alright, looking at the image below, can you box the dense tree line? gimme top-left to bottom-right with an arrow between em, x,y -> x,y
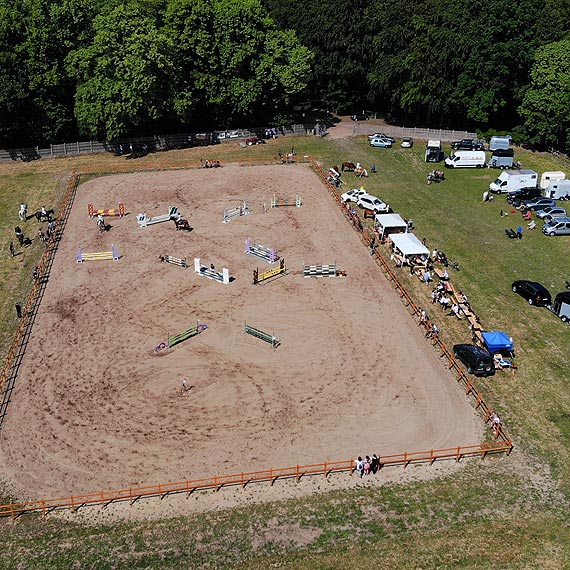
0,0 -> 312,146
265,0 -> 570,146
1,0 -> 570,147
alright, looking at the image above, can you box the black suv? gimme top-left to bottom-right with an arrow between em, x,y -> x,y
507,186 -> 542,206
511,280 -> 552,306
453,344 -> 495,376
451,139 -> 484,151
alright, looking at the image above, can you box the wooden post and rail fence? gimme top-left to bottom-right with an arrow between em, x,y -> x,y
0,157 -> 512,520
0,441 -> 511,519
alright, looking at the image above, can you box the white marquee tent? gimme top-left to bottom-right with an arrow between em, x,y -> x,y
375,213 -> 408,240
389,232 -> 430,260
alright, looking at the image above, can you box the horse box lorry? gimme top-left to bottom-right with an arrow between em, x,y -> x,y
444,151 -> 486,168
488,136 -> 511,151
489,169 -> 538,193
487,148 -> 515,169
425,140 -> 444,162
540,171 -> 566,189
544,179 -> 570,200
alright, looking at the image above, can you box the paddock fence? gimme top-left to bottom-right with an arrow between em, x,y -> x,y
353,124 -> 477,142
0,124 -> 318,163
0,441 -> 511,519
309,157 -> 513,447
0,156 -> 512,520
0,171 -> 80,426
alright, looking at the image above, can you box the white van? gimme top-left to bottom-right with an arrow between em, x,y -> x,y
489,169 -> 538,193
444,151 -> 486,168
544,179 -> 570,200
540,171 -> 566,190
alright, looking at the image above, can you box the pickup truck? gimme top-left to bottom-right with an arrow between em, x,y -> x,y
451,139 -> 484,151
341,188 -> 367,203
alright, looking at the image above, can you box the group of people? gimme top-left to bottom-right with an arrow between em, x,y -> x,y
199,159 -> 221,168
354,454 -> 380,477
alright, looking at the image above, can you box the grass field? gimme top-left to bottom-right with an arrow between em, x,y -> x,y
0,135 -> 569,568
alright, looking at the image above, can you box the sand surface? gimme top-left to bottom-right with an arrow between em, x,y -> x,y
0,163 -> 481,501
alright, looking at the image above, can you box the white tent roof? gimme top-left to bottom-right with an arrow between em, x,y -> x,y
389,233 -> 430,257
375,213 -> 408,230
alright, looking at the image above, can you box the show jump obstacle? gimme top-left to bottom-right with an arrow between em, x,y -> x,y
253,259 -> 287,285
303,262 -> 337,277
194,258 -> 230,284
161,254 -> 187,268
137,207 -> 178,228
271,194 -> 302,208
76,245 -> 120,263
154,322 -> 208,353
223,201 -> 250,223
88,202 -> 125,218
244,322 -> 280,349
245,237 -> 278,264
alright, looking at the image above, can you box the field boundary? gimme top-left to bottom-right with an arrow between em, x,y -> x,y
0,156 -> 512,519
0,442 -> 510,519
0,171 -> 80,428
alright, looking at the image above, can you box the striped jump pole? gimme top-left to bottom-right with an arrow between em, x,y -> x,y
253,259 -> 287,285
271,195 -> 302,208
194,258 -> 230,285
244,237 -> 277,264
244,322 -> 280,349
154,322 -> 208,353
302,262 -> 337,277
76,245 -> 120,262
161,254 -> 188,268
88,202 -> 125,218
137,207 -> 178,228
223,201 -> 250,223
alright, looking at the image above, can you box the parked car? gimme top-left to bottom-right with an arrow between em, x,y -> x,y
542,217 -> 570,236
356,194 -> 390,213
535,206 -> 567,220
401,137 -> 414,148
451,138 -> 484,151
367,133 -> 396,143
507,186 -> 542,206
522,197 -> 557,211
511,280 -> 552,306
452,344 -> 495,376
341,188 -> 367,203
351,114 -> 369,121
370,136 -> 393,148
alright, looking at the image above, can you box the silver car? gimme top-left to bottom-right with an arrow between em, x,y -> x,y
535,206 -> 566,220
543,217 -> 570,236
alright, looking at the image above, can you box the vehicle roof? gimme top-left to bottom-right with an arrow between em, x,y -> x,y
544,216 -> 570,224
453,343 -> 491,356
513,280 -> 550,292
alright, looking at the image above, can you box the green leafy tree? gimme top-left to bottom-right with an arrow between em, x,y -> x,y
164,0 -> 312,123
519,39 -> 570,147
66,3 -> 175,140
264,0 -> 374,112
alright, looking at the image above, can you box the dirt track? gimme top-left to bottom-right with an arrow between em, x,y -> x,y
0,163 -> 481,500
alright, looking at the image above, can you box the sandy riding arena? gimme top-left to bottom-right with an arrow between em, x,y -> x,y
0,163 -> 480,499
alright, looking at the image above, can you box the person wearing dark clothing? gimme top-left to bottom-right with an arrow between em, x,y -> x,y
9,241 -> 15,257
15,226 -> 24,246
15,302 -> 22,319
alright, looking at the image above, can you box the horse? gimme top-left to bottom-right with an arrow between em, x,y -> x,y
97,216 -> 106,232
341,162 -> 356,172
173,218 -> 191,231
354,166 -> 368,178
18,203 -> 28,221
